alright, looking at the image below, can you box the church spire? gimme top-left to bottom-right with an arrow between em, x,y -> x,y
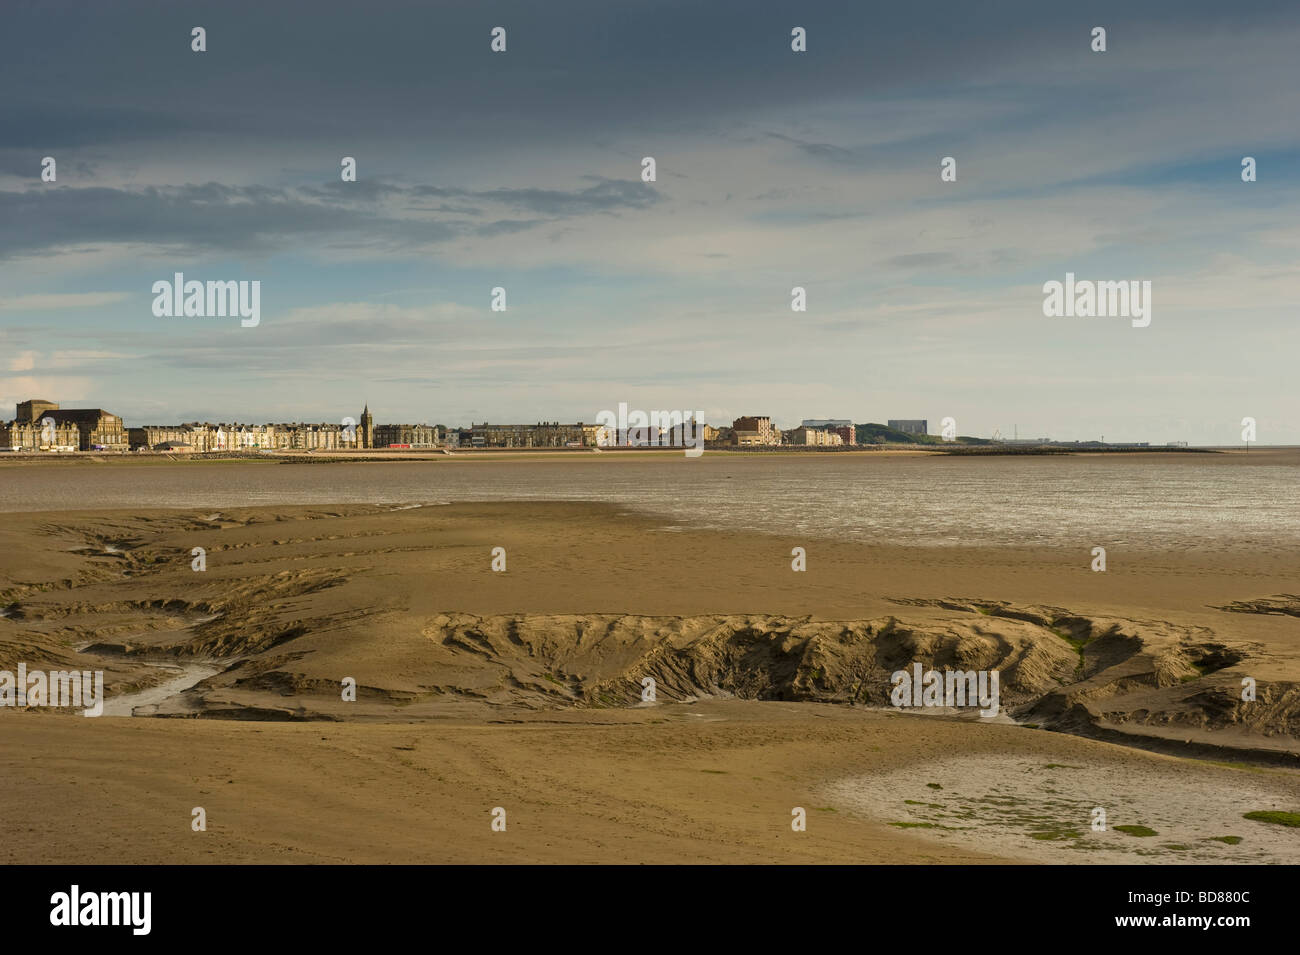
359,403 -> 374,449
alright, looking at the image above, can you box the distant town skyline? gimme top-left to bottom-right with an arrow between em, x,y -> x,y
2,394 -> 1281,449
3,1 -> 1300,445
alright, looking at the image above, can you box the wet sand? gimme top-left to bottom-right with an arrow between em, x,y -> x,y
5,701 -> 1297,864
2,496 -> 1298,863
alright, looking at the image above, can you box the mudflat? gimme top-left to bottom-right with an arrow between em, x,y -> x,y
2,497 -> 1298,863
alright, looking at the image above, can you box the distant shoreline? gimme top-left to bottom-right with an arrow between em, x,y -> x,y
0,444 -> 1249,465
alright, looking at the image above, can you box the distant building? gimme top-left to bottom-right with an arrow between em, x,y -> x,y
612,415 -> 696,448
800,418 -> 852,446
132,421 -> 353,452
470,422 -> 600,448
2,399 -> 127,451
130,405 -> 449,452
273,423 -> 351,451
801,419 -> 856,445
17,399 -> 59,422
225,424 -> 275,449
131,424 -> 194,450
786,426 -> 844,447
374,423 -> 440,448
133,423 -> 276,451
888,419 -> 928,435
732,416 -> 780,447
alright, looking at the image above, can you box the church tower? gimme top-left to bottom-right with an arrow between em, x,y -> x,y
359,404 -> 375,449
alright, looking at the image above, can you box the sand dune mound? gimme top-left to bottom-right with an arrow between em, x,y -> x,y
413,611 -> 1282,747
419,611 -> 1082,707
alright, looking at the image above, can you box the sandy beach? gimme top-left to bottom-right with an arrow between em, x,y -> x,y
2,475 -> 1299,863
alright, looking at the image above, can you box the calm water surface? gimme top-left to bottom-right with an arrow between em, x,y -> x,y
2,453 -> 1297,551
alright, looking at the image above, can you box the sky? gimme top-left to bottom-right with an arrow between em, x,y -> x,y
2,0 -> 1299,443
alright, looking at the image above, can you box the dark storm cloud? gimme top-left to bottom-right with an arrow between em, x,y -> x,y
4,0 -> 1287,150
4,0 -> 1296,270
0,104 -> 209,150
0,177 -> 659,259
301,178 -> 659,216
0,150 -> 96,178
0,184 -> 450,259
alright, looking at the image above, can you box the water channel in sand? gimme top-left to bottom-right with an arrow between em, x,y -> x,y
98,661 -> 223,717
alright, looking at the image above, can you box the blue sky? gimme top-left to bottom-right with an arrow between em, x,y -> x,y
2,0 -> 1298,443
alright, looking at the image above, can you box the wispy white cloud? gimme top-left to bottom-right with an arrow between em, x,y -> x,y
0,291 -> 128,310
